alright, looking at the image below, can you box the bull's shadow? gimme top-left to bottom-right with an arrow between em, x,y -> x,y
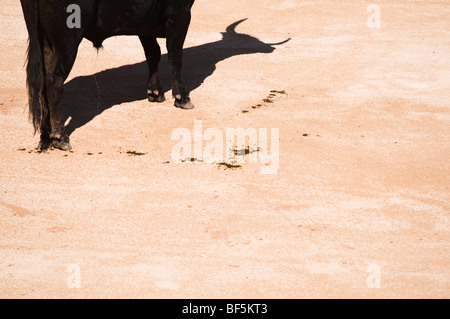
62,19 -> 289,135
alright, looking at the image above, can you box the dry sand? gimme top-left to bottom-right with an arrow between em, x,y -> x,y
0,0 -> 449,298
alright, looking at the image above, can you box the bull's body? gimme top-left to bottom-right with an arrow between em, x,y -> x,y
20,0 -> 195,151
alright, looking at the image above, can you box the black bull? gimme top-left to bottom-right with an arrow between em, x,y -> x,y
21,0 -> 195,151
20,0 -> 288,151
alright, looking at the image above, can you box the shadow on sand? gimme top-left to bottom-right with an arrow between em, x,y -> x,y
61,19 -> 290,135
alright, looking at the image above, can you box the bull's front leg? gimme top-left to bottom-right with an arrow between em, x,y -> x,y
166,9 -> 194,109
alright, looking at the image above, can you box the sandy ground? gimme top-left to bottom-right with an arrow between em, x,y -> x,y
0,0 -> 449,299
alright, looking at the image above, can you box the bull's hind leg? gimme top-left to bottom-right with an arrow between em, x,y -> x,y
41,37 -> 80,151
139,36 -> 165,103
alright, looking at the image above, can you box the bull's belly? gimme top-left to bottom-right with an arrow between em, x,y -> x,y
84,0 -> 167,47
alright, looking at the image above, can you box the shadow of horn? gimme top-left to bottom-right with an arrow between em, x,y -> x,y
226,18 -> 248,33
266,38 -> 292,46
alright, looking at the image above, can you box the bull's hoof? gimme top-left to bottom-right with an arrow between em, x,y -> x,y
174,97 -> 194,110
148,90 -> 165,103
51,138 -> 72,151
38,133 -> 72,152
37,133 -> 52,152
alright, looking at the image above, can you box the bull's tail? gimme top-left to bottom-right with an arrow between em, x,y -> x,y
22,0 -> 47,134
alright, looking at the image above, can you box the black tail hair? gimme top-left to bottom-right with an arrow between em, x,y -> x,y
23,0 -> 47,134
